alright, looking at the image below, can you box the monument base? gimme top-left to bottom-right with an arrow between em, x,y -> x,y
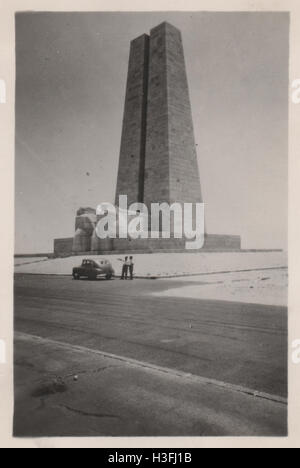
54,234 -> 241,257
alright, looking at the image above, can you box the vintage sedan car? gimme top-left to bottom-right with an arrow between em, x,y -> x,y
72,258 -> 114,280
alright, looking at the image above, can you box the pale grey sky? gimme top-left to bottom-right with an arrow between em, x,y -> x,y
15,12 -> 289,253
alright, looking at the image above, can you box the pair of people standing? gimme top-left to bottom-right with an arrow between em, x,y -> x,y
120,256 -> 134,280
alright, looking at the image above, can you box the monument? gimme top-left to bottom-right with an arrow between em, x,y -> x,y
116,22 -> 203,210
54,22 -> 241,256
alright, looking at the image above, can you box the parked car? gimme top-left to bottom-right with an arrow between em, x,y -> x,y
72,258 -> 114,280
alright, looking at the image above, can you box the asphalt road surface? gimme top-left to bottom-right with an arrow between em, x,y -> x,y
14,274 -> 287,437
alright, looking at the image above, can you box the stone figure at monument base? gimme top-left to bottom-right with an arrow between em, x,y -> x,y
73,208 -> 97,253
53,22 -> 241,256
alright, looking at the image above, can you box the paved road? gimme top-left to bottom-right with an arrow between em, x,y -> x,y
14,274 -> 287,436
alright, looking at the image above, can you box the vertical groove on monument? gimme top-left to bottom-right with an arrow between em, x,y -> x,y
115,34 -> 150,207
144,22 -> 203,209
138,35 -> 150,204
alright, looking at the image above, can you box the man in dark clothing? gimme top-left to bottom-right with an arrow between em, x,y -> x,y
129,256 -> 134,280
121,256 -> 129,280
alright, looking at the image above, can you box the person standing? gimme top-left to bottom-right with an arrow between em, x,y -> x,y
120,256 -> 129,280
129,256 -> 134,280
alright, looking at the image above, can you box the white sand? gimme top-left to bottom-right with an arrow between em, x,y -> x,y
154,268 -> 288,306
14,251 -> 287,278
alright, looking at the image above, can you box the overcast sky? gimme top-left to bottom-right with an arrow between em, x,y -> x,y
15,11 -> 289,253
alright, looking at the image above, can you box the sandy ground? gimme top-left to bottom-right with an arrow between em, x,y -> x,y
14,251 -> 287,278
154,268 -> 288,307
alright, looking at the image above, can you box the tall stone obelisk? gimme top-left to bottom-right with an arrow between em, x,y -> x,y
115,22 -> 202,210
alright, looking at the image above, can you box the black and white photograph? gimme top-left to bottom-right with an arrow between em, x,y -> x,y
12,9 -> 289,438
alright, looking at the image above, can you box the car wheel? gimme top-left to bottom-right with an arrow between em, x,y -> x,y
73,273 -> 80,280
106,274 -> 112,280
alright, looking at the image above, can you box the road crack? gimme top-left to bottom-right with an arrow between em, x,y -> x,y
60,404 -> 120,419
